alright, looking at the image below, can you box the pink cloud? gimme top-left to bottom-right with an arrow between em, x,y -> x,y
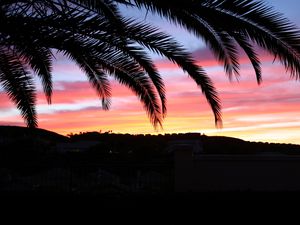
0,93 -> 15,110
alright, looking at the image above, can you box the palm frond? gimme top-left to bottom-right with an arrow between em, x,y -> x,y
125,0 -> 300,80
55,35 -> 163,127
113,70 -> 162,129
196,0 -> 300,79
62,50 -> 112,110
0,8 -> 53,103
121,20 -> 222,125
233,34 -> 262,84
2,11 -> 168,118
0,48 -> 37,128
17,45 -> 53,104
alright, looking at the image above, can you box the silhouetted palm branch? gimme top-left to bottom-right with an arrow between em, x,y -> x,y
0,47 -> 37,127
0,1 -> 222,128
1,0 -> 300,130
123,0 -> 300,79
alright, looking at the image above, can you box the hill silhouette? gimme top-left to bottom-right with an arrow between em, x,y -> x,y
2,126 -> 300,196
0,126 -> 68,166
0,126 -> 68,142
201,135 -> 300,155
68,130 -> 300,155
1,126 -> 300,158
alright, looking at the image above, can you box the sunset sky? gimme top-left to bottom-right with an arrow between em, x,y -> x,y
1,0 -> 300,144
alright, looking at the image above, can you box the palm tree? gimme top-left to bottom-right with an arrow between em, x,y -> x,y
1,0 -> 300,130
0,0 -> 221,128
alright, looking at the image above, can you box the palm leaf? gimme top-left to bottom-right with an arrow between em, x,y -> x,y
121,20 -> 222,125
124,0 -> 300,80
0,48 -> 37,128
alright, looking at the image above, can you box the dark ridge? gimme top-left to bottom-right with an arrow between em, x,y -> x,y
1,126 -> 300,157
0,125 -> 68,142
201,135 -> 300,155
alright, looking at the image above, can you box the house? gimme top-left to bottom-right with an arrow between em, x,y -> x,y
166,139 -> 203,155
170,143 -> 300,192
55,141 -> 101,153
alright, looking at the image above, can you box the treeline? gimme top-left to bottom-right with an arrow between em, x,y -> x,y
69,131 -> 300,155
2,126 -> 300,168
65,132 -> 202,163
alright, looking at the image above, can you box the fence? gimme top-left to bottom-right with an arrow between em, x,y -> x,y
174,148 -> 300,192
4,148 -> 300,194
0,162 -> 173,194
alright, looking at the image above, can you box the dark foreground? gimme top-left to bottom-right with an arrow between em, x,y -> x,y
2,190 -> 300,211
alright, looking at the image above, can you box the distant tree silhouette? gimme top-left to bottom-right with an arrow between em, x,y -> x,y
1,0 -> 300,129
